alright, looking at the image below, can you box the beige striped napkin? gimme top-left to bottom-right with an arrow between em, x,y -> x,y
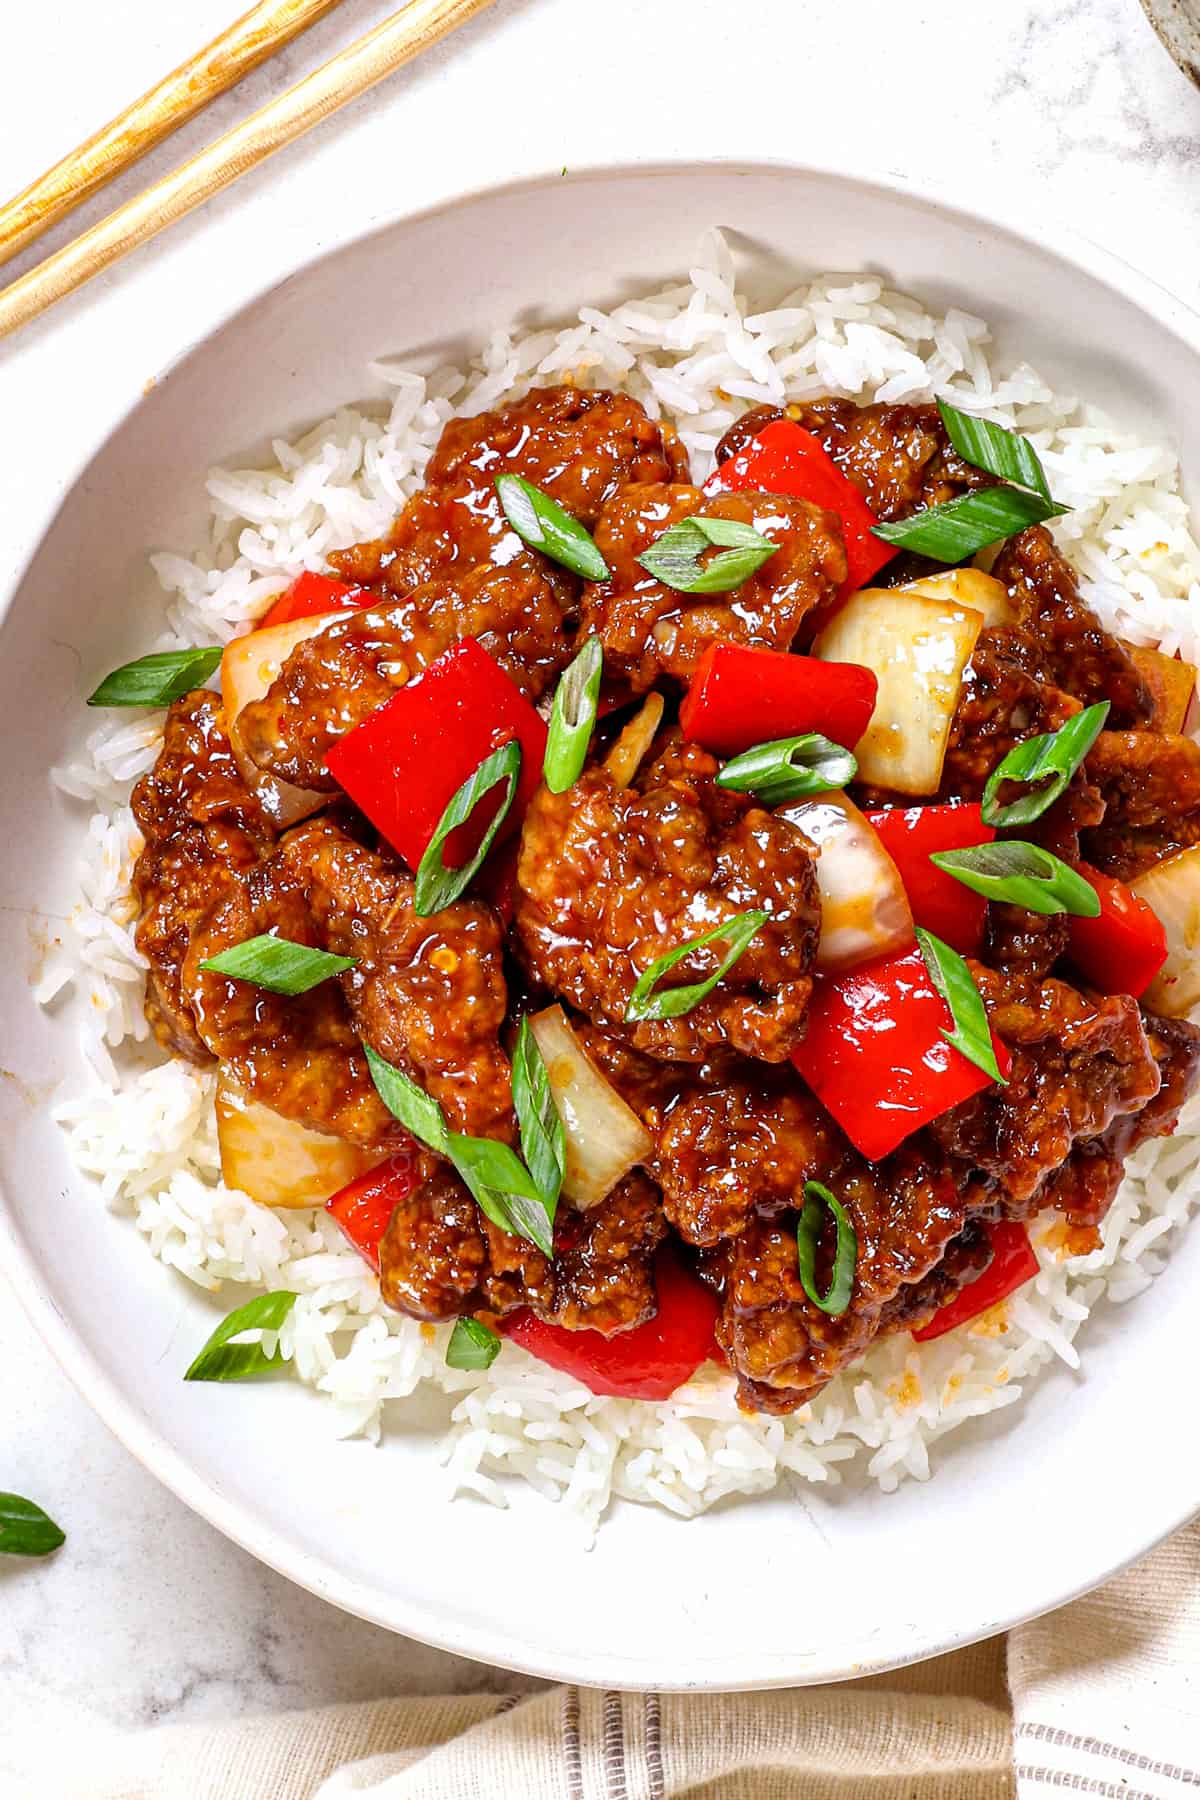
3,1520 -> 1196,1800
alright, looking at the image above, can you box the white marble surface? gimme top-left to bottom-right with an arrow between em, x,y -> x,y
2,0 -> 1200,1739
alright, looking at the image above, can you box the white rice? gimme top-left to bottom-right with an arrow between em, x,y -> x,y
44,231 -> 1200,1536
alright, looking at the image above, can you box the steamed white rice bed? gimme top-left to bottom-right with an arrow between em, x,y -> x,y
44,232 -> 1200,1536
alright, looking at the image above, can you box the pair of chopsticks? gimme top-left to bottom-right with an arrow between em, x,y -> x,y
0,0 -> 497,341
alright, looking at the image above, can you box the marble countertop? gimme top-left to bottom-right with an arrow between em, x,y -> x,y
3,0 -> 1200,1738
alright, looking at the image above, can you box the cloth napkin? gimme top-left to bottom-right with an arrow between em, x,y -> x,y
4,1519 -> 1196,1800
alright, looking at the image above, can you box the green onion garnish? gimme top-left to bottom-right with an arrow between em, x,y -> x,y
930,841 -> 1101,918
980,702 -> 1109,829
184,1291 -> 298,1382
544,636 -> 603,793
446,1316 -> 502,1371
364,1044 -> 450,1153
936,399 -> 1052,500
87,646 -> 222,708
414,739 -> 521,917
0,1493 -> 66,1557
494,474 -> 610,581
637,514 -> 778,594
511,1017 -> 566,1215
795,1180 -> 857,1316
916,926 -> 1007,1086
199,934 -> 357,995
715,733 -> 856,805
625,909 -> 768,1024
872,487 -> 1070,561
364,1043 -> 555,1255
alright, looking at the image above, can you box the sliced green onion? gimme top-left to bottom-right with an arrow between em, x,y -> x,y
364,1043 -> 450,1153
446,1316 -> 501,1371
414,739 -> 521,917
512,1017 -> 566,1213
0,1493 -> 66,1557
494,474 -> 609,581
715,733 -> 856,805
184,1291 -> 297,1382
199,934 -> 357,996
625,910 -> 768,1024
795,1180 -> 857,1316
937,399 -> 1052,500
447,1132 -> 556,1256
637,514 -> 778,594
916,926 -> 1007,1086
364,1043 -> 554,1255
87,646 -> 222,708
872,487 -> 1069,561
544,636 -> 603,793
980,702 -> 1110,828
930,841 -> 1101,917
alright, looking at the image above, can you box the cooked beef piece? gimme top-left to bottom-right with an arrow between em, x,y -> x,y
236,559 -> 572,791
545,1172 -> 669,1333
791,400 -> 993,520
276,815 -> 514,1142
874,1221 -> 995,1338
582,484 -> 846,691
654,1076 -> 842,1247
929,964 -> 1162,1213
1082,729 -> 1200,879
516,732 -> 821,1063
717,1142 -> 974,1413
330,385 -> 690,595
983,780 -> 1106,979
378,1164 -> 664,1333
132,691 -> 274,1062
181,852 -> 407,1149
1040,1010 -> 1200,1233
991,527 -> 1152,725
378,1161 -> 552,1321
941,627 -> 1079,799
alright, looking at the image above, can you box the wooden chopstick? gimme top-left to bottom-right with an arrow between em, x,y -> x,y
0,0 -> 498,342
0,0 -> 346,272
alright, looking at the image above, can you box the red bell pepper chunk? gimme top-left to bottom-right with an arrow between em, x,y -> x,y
502,1249 -> 720,1401
865,803 -> 996,956
324,638 -> 548,874
911,1220 -> 1039,1342
792,944 -> 1012,1163
1068,863 -> 1168,999
679,642 -> 877,758
326,1152 -> 422,1272
263,571 -> 367,629
705,419 -> 897,597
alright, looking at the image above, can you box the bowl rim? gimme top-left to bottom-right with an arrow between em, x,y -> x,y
4,155 -> 1200,1690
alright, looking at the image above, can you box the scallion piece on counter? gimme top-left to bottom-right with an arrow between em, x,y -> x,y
512,1017 -> 566,1214
414,739 -> 521,917
446,1316 -> 502,1372
494,474 -> 610,581
625,910 -> 768,1024
980,702 -> 1110,828
637,514 -> 778,594
715,732 -> 856,805
363,1044 -> 556,1255
0,1493 -> 66,1557
200,934 -> 357,996
184,1290 -> 298,1383
795,1180 -> 857,1317
930,841 -> 1101,918
872,486 -> 1070,561
916,926 -> 1007,1086
936,399 -> 1052,500
544,636 -> 603,793
87,646 -> 222,708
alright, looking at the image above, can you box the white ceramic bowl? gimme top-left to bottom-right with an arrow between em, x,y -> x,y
3,163 -> 1200,1690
